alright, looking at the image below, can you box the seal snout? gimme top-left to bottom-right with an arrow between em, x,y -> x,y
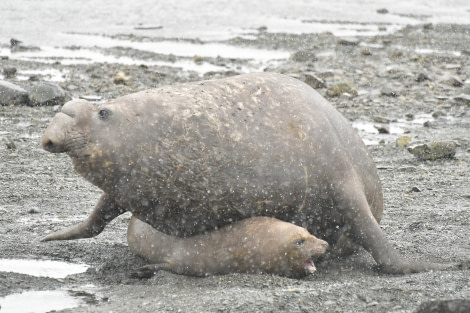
42,112 -> 74,153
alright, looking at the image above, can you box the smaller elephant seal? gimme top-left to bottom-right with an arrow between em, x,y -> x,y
127,216 -> 329,278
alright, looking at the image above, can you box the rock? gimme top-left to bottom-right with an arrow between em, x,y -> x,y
193,55 -> 204,64
408,221 -> 424,232
337,37 -> 359,46
298,72 -> 326,89
414,299 -> 470,313
444,64 -> 461,71
407,141 -> 458,160
453,94 -> 470,105
396,136 -> 412,147
380,87 -> 398,97
374,125 -> 389,134
290,51 -> 317,62
442,76 -> 463,87
3,67 -> 17,78
416,73 -> 430,82
410,186 -> 422,192
5,137 -> 17,150
373,116 -> 391,124
376,8 -> 389,14
28,207 -> 41,214
79,95 -> 103,101
360,47 -> 372,56
326,83 -> 357,97
432,110 -> 446,118
28,82 -> 71,106
423,23 -> 434,30
10,38 -> 40,53
113,71 -> 130,85
0,80 -> 30,105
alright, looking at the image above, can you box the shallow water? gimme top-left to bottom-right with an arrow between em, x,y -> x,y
1,0 -> 469,67
0,259 -> 88,279
0,290 -> 91,313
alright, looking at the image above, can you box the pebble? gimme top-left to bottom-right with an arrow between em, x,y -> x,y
453,94 -> 470,105
407,141 -> 458,160
376,8 -> 389,14
298,72 -> 326,89
441,76 -> 463,87
337,37 -> 359,46
3,67 -> 17,78
373,116 -> 391,124
5,137 -> 16,150
396,136 -> 412,148
326,83 -> 358,97
0,80 -> 30,105
113,71 -> 130,85
290,51 -> 317,62
360,47 -> 372,56
380,87 -> 398,97
374,125 -> 389,134
79,95 -> 103,101
28,207 -> 41,214
415,73 -> 430,82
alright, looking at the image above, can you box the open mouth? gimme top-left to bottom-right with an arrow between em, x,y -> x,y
305,260 -> 316,274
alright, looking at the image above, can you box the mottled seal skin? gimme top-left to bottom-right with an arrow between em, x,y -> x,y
41,72 -> 455,274
127,216 -> 328,278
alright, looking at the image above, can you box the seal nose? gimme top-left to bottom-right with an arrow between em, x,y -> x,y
42,99 -> 92,153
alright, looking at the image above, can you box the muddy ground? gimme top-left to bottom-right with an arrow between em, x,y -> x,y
1,23 -> 469,312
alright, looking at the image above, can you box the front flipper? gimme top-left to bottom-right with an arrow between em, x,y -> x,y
41,193 -> 125,241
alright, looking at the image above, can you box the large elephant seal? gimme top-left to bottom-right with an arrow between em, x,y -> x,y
127,216 -> 328,278
41,72 -> 455,274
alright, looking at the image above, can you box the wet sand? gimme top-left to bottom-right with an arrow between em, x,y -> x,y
1,21 -> 469,312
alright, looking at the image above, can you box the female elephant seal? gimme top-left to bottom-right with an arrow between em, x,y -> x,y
41,72 -> 455,274
127,216 -> 328,278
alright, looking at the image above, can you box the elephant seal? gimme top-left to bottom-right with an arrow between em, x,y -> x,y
127,216 -> 328,278
41,72 -> 455,274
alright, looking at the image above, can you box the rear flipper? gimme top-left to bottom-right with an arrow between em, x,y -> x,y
336,177 -> 463,274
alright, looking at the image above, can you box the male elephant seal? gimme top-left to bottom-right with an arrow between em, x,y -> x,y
41,72 -> 454,274
127,216 -> 328,278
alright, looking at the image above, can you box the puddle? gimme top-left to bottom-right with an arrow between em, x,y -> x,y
0,289 -> 95,313
0,259 -> 88,279
0,33 -> 290,74
352,113 -> 456,146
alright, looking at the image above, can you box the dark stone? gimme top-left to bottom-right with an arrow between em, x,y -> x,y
0,80 -> 30,105
3,67 -> 17,78
416,73 -> 430,82
290,51 -> 317,62
299,72 -> 326,89
337,37 -> 359,46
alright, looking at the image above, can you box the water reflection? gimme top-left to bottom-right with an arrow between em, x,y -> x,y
0,259 -> 88,279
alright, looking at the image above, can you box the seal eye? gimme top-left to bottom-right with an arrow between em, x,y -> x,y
295,239 -> 305,246
98,109 -> 111,120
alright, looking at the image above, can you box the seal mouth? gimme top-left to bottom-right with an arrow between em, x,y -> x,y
305,260 -> 316,274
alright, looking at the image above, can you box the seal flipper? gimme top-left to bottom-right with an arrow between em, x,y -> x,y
337,178 -> 458,274
41,193 -> 125,241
